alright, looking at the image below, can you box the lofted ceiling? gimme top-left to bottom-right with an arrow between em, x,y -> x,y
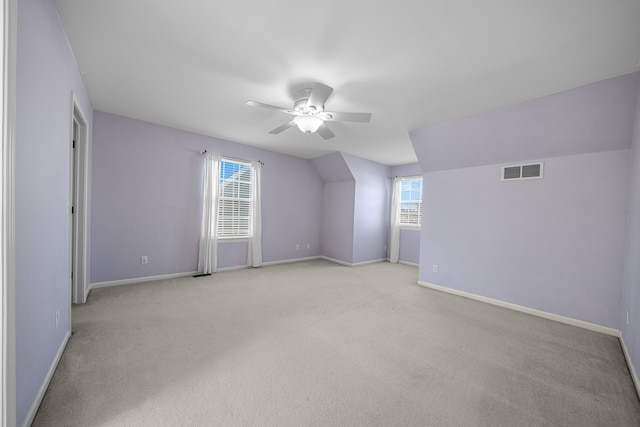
53,0 -> 640,166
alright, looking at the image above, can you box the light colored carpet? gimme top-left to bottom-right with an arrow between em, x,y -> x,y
33,260 -> 640,426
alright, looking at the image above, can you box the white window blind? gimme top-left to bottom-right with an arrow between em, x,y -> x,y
399,177 -> 423,226
218,159 -> 253,238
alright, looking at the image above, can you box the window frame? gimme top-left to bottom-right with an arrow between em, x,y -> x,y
217,158 -> 253,240
398,175 -> 423,228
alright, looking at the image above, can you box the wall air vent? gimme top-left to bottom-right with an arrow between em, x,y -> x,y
502,162 -> 543,181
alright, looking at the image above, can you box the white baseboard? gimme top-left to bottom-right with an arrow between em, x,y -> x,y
89,271 -> 198,292
320,256 -> 353,266
618,332 -> 640,398
352,258 -> 387,267
88,258 -> 326,289
216,265 -> 250,272
88,257 -> 324,290
417,281 -> 619,336
218,256 -> 324,271
320,256 -> 386,267
398,260 -> 419,268
22,330 -> 70,427
262,256 -> 321,267
89,257 -> 386,292
419,280 -> 640,400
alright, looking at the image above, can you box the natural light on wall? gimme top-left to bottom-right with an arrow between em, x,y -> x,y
218,160 -> 253,238
389,176 -> 423,263
399,177 -> 423,226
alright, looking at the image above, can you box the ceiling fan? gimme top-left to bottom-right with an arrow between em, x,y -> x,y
246,83 -> 372,140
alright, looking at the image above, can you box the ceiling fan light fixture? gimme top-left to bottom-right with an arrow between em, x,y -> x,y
248,82 -> 371,140
294,115 -> 323,134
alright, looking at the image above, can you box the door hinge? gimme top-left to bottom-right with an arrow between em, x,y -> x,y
72,140 -> 76,149
71,206 -> 74,214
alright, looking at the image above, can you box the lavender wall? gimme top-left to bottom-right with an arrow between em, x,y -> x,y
411,73 -> 640,330
418,151 -> 629,328
311,152 -> 391,265
390,163 -> 422,178
398,229 -> 420,265
390,163 -> 422,265
15,0 -> 94,424
311,151 -> 354,183
621,86 -> 640,371
312,153 -> 355,263
91,112 -> 323,282
320,181 -> 355,263
343,153 -> 390,264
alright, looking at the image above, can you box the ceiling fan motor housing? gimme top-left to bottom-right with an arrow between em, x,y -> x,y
294,88 -> 321,114
247,82 -> 369,140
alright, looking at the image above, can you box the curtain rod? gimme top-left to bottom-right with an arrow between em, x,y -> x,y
200,150 -> 264,166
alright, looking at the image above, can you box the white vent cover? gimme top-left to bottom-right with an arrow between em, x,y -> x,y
502,162 -> 543,181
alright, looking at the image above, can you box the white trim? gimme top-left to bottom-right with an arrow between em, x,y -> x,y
261,256 -> 321,267
399,225 -> 421,230
219,256 -> 324,271
218,237 -> 249,243
2,0 -> 16,425
416,281 -> 640,399
319,256 -> 356,267
89,271 -> 198,291
21,331 -> 70,427
91,258 -> 330,288
398,260 -> 419,268
217,265 -> 250,272
417,281 -> 618,336
69,94 -> 89,305
618,332 -> 640,399
353,258 -> 387,267
319,256 -> 386,267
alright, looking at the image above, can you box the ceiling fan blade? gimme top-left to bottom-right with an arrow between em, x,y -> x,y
316,123 -> 335,140
306,83 -> 333,111
268,120 -> 296,134
247,100 -> 296,115
321,111 -> 372,123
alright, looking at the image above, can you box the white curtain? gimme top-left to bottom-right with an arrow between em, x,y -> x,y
389,177 -> 402,263
198,153 -> 220,274
247,161 -> 262,267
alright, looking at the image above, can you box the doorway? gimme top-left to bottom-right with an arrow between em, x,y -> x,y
69,96 -> 88,306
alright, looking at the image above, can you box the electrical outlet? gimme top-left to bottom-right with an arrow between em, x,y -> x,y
306,243 -> 310,249
296,244 -> 300,250
432,264 -> 438,273
55,310 -> 60,328
141,256 -> 148,264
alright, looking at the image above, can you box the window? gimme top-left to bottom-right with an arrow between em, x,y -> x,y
218,159 -> 253,238
399,176 -> 422,226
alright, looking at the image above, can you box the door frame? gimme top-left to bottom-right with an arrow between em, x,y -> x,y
1,0 -> 17,425
68,94 -> 89,307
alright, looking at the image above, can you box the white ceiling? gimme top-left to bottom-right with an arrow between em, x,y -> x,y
53,0 -> 640,166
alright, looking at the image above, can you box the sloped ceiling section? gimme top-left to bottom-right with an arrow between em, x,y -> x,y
410,72 -> 640,172
311,152 -> 354,183
54,0 -> 640,166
